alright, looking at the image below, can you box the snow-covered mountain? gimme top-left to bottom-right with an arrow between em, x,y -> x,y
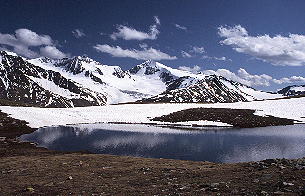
278,85 -> 305,96
0,51 -> 107,107
138,75 -> 282,103
29,58 -> 211,104
127,60 -> 282,103
0,50 -> 283,107
29,58 -> 171,104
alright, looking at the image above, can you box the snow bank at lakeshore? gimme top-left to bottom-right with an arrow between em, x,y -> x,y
63,123 -> 231,134
0,103 -> 209,128
0,97 -> 304,128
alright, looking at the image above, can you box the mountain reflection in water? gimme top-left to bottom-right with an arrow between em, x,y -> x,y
20,124 -> 305,163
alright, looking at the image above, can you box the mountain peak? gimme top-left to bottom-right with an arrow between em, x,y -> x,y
72,55 -> 99,64
50,55 -> 104,75
278,84 -> 305,96
0,50 -> 19,58
140,59 -> 157,67
129,60 -> 160,75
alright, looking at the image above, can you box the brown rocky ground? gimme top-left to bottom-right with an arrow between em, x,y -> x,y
0,109 -> 305,195
152,108 -> 295,128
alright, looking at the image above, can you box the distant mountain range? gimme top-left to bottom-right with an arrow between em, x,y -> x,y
0,50 -> 290,107
278,85 -> 305,96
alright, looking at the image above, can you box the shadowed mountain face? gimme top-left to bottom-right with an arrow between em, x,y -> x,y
0,51 -> 282,107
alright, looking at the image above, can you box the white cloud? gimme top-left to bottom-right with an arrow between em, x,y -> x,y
181,46 -> 206,58
273,76 -> 305,84
218,25 -> 305,66
40,46 -> 67,59
181,51 -> 192,58
236,68 -> 273,86
0,29 -> 52,58
174,24 -> 187,31
202,55 -> 231,61
94,44 -> 177,61
191,46 -> 205,54
154,16 -> 160,25
0,46 -> 8,51
218,25 -> 248,38
181,46 -> 231,61
178,65 -> 201,73
202,68 -> 277,86
216,56 -> 228,61
179,65 -> 305,87
0,28 -> 67,59
13,45 -> 38,58
201,68 -> 266,86
15,28 -> 53,46
110,25 -> 159,41
110,17 -> 160,41
139,43 -> 148,49
0,34 -> 17,47
72,29 -> 85,38
206,68 -> 305,86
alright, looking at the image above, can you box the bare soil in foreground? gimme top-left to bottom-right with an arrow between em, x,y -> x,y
0,109 -> 305,195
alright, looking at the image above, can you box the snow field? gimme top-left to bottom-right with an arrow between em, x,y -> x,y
0,97 -> 304,128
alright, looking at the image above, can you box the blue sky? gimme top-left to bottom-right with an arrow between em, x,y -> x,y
1,0 -> 305,91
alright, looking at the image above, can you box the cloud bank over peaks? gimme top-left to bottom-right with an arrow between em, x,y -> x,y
178,65 -> 201,73
94,44 -> 177,61
110,16 -> 160,41
40,46 -> 67,59
218,25 -> 305,66
0,28 -> 67,59
178,65 -> 305,87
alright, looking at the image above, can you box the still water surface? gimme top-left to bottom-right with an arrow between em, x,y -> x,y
20,124 -> 305,163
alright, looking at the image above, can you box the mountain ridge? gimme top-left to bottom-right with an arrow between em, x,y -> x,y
278,85 -> 305,96
0,50 -> 284,107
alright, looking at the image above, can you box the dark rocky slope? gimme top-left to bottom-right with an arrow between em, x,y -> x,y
152,107 -> 294,128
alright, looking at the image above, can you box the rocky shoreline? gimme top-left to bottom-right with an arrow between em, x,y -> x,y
0,110 -> 304,195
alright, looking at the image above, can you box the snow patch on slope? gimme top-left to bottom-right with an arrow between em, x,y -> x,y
28,76 -> 80,99
291,86 -> 305,92
220,79 -> 283,100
